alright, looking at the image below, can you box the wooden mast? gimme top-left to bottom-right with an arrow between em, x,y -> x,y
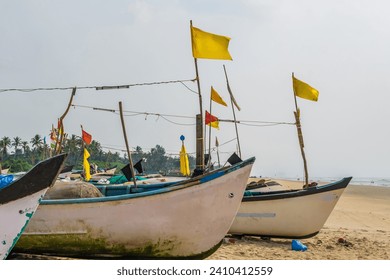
119,101 -> 137,188
292,72 -> 309,188
55,87 -> 76,155
223,65 -> 241,158
190,20 -> 205,173
207,87 -> 213,169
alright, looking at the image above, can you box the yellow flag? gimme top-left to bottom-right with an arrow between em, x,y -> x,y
83,148 -> 91,181
191,26 -> 232,60
209,121 -> 219,129
180,143 -> 190,176
293,76 -> 319,102
211,87 -> 227,107
205,111 -> 220,129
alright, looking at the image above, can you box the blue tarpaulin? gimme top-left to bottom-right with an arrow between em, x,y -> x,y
0,174 -> 14,189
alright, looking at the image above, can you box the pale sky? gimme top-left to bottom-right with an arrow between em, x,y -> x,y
1,0 -> 389,179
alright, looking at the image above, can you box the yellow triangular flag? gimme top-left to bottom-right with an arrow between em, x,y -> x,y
191,26 -> 232,60
293,76 -> 319,102
83,148 -> 91,181
211,86 -> 227,107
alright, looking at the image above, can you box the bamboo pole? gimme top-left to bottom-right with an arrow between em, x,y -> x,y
80,125 -> 86,177
190,20 -> 204,172
292,73 -> 309,188
55,87 -> 77,155
207,87 -> 213,169
119,101 -> 137,188
223,65 -> 241,158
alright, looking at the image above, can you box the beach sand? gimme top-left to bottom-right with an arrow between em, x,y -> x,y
8,180 -> 389,261
207,180 -> 390,260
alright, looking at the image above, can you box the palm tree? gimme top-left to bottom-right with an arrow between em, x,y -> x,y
88,140 -> 102,158
1,136 -> 11,159
21,141 -> 30,154
63,134 -> 82,164
30,134 -> 43,162
12,136 -> 22,155
30,134 -> 43,151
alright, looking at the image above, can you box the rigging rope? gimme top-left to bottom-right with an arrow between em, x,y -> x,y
71,104 -> 295,127
0,78 -> 197,93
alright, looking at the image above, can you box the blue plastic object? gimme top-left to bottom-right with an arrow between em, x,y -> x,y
292,239 -> 307,251
0,174 -> 14,190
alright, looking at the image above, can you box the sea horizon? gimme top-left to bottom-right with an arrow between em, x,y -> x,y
276,176 -> 390,187
258,176 -> 390,187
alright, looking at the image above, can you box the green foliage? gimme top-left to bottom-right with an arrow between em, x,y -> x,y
3,158 -> 33,173
0,134 -> 195,174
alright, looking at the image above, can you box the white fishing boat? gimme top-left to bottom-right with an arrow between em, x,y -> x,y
229,177 -> 352,239
14,157 -> 255,259
0,154 -> 67,259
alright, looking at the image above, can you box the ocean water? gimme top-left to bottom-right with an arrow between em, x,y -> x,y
281,177 -> 390,187
348,177 -> 390,187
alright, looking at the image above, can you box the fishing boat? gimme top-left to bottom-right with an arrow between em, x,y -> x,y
58,165 -> 74,179
13,157 -> 255,259
227,75 -> 352,239
0,153 -> 67,260
229,177 -> 352,239
1,168 -> 9,175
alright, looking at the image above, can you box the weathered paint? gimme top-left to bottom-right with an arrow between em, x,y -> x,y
8,211 -> 35,257
14,157 -> 255,259
1,154 -> 66,259
0,191 -> 47,259
229,177 -> 351,238
16,233 -> 222,259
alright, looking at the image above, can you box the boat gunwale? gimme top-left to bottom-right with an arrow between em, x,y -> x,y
41,156 -> 256,205
0,153 -> 67,204
242,176 -> 352,202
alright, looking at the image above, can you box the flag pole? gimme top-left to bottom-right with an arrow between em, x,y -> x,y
216,137 -> 221,168
223,65 -> 241,158
190,20 -> 205,173
292,72 -> 309,188
207,87 -> 213,169
80,124 -> 87,178
119,101 -> 137,188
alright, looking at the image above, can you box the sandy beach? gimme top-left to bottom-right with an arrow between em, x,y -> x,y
7,180 -> 389,261
207,180 -> 390,260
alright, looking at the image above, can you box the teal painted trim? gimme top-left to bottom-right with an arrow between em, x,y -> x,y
199,156 -> 255,184
4,210 -> 35,259
41,156 -> 256,206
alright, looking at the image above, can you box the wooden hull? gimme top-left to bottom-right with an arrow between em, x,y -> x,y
14,157 -> 255,259
0,154 -> 67,259
229,177 -> 352,239
58,165 -> 74,179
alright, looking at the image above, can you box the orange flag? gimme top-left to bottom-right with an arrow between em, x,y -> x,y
205,110 -> 219,129
82,129 -> 92,145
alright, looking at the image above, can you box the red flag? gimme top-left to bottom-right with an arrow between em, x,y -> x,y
50,124 -> 56,141
82,129 -> 92,145
205,110 -> 219,129
57,119 -> 63,135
